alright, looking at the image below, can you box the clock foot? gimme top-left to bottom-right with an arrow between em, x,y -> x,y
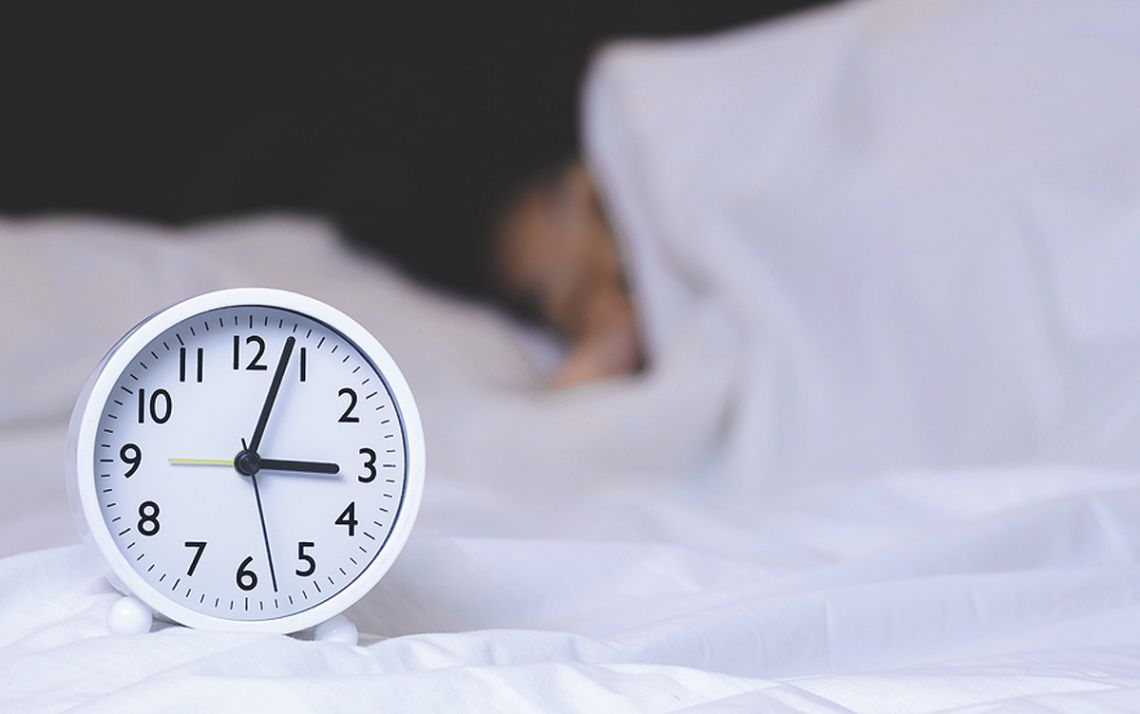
312,614 -> 357,646
108,595 -> 153,635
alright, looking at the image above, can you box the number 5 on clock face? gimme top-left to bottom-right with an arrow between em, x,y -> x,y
69,289 -> 425,633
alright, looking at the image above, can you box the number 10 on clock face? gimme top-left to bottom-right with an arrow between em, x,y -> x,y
79,298 -> 419,628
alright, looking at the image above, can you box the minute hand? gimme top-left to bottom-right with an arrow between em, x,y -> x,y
258,458 -> 340,475
248,336 -> 295,454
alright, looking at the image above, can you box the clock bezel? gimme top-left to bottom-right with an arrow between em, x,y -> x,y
66,288 -> 425,634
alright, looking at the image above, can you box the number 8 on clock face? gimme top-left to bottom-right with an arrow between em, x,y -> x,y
67,289 -> 425,633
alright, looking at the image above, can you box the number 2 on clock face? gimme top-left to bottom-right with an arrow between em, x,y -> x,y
91,306 -> 409,622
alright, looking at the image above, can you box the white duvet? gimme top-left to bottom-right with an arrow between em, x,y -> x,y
5,0 -> 1140,711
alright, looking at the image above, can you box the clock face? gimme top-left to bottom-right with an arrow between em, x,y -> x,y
84,301 -> 415,625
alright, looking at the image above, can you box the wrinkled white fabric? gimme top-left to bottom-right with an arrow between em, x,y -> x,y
585,0 -> 1140,491
5,0 -> 1140,711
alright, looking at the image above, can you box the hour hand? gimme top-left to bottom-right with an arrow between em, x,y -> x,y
258,458 -> 340,476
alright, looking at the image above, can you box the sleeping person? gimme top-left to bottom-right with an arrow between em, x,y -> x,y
487,0 -> 1140,491
493,162 -> 640,388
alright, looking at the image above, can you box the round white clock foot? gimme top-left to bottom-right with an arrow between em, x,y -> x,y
108,595 -> 154,635
312,615 -> 358,646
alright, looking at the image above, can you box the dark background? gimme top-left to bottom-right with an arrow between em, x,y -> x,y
0,3 -> 830,299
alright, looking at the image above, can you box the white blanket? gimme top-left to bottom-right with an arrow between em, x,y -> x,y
585,0 -> 1140,491
5,0 -> 1140,711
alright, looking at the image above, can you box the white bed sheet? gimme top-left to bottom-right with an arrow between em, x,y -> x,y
6,0 -> 1140,711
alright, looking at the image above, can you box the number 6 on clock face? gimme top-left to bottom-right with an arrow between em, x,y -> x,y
67,289 -> 425,634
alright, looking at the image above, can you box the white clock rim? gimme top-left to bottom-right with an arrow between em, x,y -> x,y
67,288 -> 426,634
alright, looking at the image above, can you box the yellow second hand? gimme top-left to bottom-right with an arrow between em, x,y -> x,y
168,458 -> 234,466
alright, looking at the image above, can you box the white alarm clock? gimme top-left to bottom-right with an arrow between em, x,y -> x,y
66,288 -> 425,644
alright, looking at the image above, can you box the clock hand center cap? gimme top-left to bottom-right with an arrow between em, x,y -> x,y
234,449 -> 261,477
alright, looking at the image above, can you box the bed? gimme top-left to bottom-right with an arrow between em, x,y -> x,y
5,0 -> 1140,711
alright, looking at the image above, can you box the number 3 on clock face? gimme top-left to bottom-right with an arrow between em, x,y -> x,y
67,289 -> 426,634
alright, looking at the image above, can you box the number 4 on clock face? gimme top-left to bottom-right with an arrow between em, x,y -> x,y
335,503 -> 358,536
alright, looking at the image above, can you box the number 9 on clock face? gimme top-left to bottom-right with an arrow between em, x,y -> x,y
67,289 -> 425,633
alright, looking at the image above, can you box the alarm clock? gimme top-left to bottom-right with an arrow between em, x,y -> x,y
66,288 -> 425,644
